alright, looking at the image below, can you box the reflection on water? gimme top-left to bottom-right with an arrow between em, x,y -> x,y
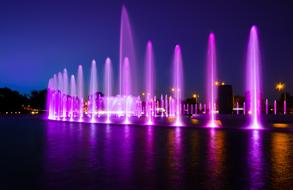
166,127 -> 182,188
248,130 -> 264,189
271,132 -> 293,189
41,121 -> 293,189
3,117 -> 293,189
207,129 -> 225,188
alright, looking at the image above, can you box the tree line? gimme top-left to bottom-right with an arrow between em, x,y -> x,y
0,87 -> 46,113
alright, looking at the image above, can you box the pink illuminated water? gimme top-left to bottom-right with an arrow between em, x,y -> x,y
45,8 -> 277,128
104,58 -> 113,123
89,60 -> 98,122
62,69 -> 68,119
284,100 -> 286,115
145,41 -> 155,125
206,33 -> 217,127
57,72 -> 63,119
265,98 -> 268,115
172,45 -> 184,126
246,26 -> 262,129
77,65 -> 84,121
274,100 -> 277,115
119,6 -> 136,96
70,75 -> 76,121
123,57 -> 131,124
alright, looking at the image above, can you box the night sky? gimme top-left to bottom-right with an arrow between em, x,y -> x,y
0,0 -> 292,99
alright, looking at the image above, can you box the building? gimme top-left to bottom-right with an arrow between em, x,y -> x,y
217,84 -> 233,114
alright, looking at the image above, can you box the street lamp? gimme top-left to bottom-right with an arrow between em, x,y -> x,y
275,82 -> 286,100
192,93 -> 199,103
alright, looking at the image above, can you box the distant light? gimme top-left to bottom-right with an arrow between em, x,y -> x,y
272,123 -> 288,128
275,82 -> 285,91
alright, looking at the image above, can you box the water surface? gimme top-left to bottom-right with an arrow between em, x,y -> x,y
1,116 -> 293,189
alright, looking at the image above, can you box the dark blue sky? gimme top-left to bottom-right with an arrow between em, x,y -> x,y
0,0 -> 292,99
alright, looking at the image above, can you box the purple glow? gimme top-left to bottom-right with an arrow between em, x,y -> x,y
119,6 -> 136,96
70,75 -> 76,121
77,65 -> 84,121
145,41 -> 155,125
265,98 -> 268,115
284,100 -> 286,115
62,69 -> 68,119
89,60 -> 98,122
104,58 -> 113,123
45,12 -> 271,128
172,45 -> 184,126
206,33 -> 217,128
123,57 -> 131,124
274,100 -> 277,115
246,26 -> 262,129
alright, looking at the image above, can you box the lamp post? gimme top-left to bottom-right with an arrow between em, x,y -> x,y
192,93 -> 199,104
275,82 -> 286,100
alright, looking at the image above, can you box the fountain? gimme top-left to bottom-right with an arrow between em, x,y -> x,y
274,100 -> 277,115
122,57 -> 131,124
246,25 -> 262,129
77,65 -> 84,121
120,6 -> 136,96
45,7 -> 273,129
145,41 -> 155,125
172,45 -> 184,126
284,100 -> 287,115
265,98 -> 268,115
70,75 -> 76,121
206,33 -> 217,127
89,60 -> 98,122
62,69 -> 68,119
104,58 -> 113,123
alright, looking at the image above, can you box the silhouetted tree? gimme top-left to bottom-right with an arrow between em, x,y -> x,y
29,89 -> 47,110
0,88 -> 28,113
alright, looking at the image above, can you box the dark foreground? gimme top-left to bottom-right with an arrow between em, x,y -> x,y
1,116 -> 293,189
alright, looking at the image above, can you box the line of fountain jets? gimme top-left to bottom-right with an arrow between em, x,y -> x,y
47,25 -> 267,129
47,4 -> 267,128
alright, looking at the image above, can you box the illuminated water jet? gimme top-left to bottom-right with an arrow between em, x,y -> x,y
145,41 -> 155,125
70,75 -> 76,121
246,26 -> 262,129
206,33 -> 217,128
89,60 -> 98,122
119,6 -> 136,96
77,65 -> 84,121
172,45 -> 184,126
104,58 -> 113,123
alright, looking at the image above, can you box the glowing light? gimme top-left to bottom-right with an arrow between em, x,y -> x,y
275,82 -> 285,91
207,33 -> 218,128
192,93 -> 197,98
246,25 -> 262,129
172,45 -> 184,126
272,123 -> 288,128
